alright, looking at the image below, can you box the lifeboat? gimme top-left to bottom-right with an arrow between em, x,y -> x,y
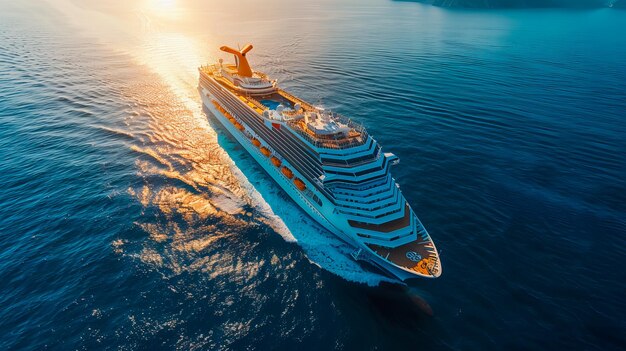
251,138 -> 261,147
294,178 -> 306,191
212,101 -> 227,115
236,123 -> 245,131
281,166 -> 294,179
271,156 -> 281,167
260,147 -> 271,157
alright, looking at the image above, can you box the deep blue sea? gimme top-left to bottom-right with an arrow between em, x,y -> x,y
1,0 -> 625,350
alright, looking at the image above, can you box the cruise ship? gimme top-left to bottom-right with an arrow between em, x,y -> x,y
198,44 -> 441,280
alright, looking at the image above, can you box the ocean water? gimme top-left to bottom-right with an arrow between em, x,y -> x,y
1,0 -> 625,349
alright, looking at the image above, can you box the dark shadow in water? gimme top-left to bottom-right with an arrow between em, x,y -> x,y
365,282 -> 434,325
330,278 -> 451,350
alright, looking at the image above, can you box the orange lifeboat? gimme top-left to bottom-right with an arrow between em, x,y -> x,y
251,138 -> 261,147
271,156 -> 281,167
260,147 -> 271,157
281,166 -> 294,179
294,178 -> 306,191
213,101 -> 227,115
236,123 -> 245,131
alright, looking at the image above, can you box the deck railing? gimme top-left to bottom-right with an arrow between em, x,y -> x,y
427,255 -> 441,277
277,89 -> 317,111
287,122 -> 369,150
322,145 -> 382,168
286,110 -> 369,150
202,65 -> 370,150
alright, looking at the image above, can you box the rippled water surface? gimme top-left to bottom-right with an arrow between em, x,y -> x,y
1,0 -> 625,349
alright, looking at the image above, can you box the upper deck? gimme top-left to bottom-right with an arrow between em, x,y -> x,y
199,63 -> 368,150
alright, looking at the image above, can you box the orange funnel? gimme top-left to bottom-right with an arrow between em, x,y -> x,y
220,44 -> 254,77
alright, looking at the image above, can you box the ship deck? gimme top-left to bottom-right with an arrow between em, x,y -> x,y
199,65 -> 367,149
367,238 -> 441,277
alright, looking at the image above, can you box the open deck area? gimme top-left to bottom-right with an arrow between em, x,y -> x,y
367,238 -> 441,277
200,64 -> 369,150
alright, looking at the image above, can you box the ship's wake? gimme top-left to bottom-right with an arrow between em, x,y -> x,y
49,0 -> 392,286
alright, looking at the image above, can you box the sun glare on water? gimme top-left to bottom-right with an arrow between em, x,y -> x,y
155,0 -> 176,10
147,0 -> 179,20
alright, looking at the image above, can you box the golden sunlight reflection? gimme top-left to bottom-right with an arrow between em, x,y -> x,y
146,0 -> 180,20
137,32 -> 207,102
109,60 -> 296,280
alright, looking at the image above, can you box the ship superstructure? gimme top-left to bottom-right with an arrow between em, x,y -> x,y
199,44 -> 441,280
